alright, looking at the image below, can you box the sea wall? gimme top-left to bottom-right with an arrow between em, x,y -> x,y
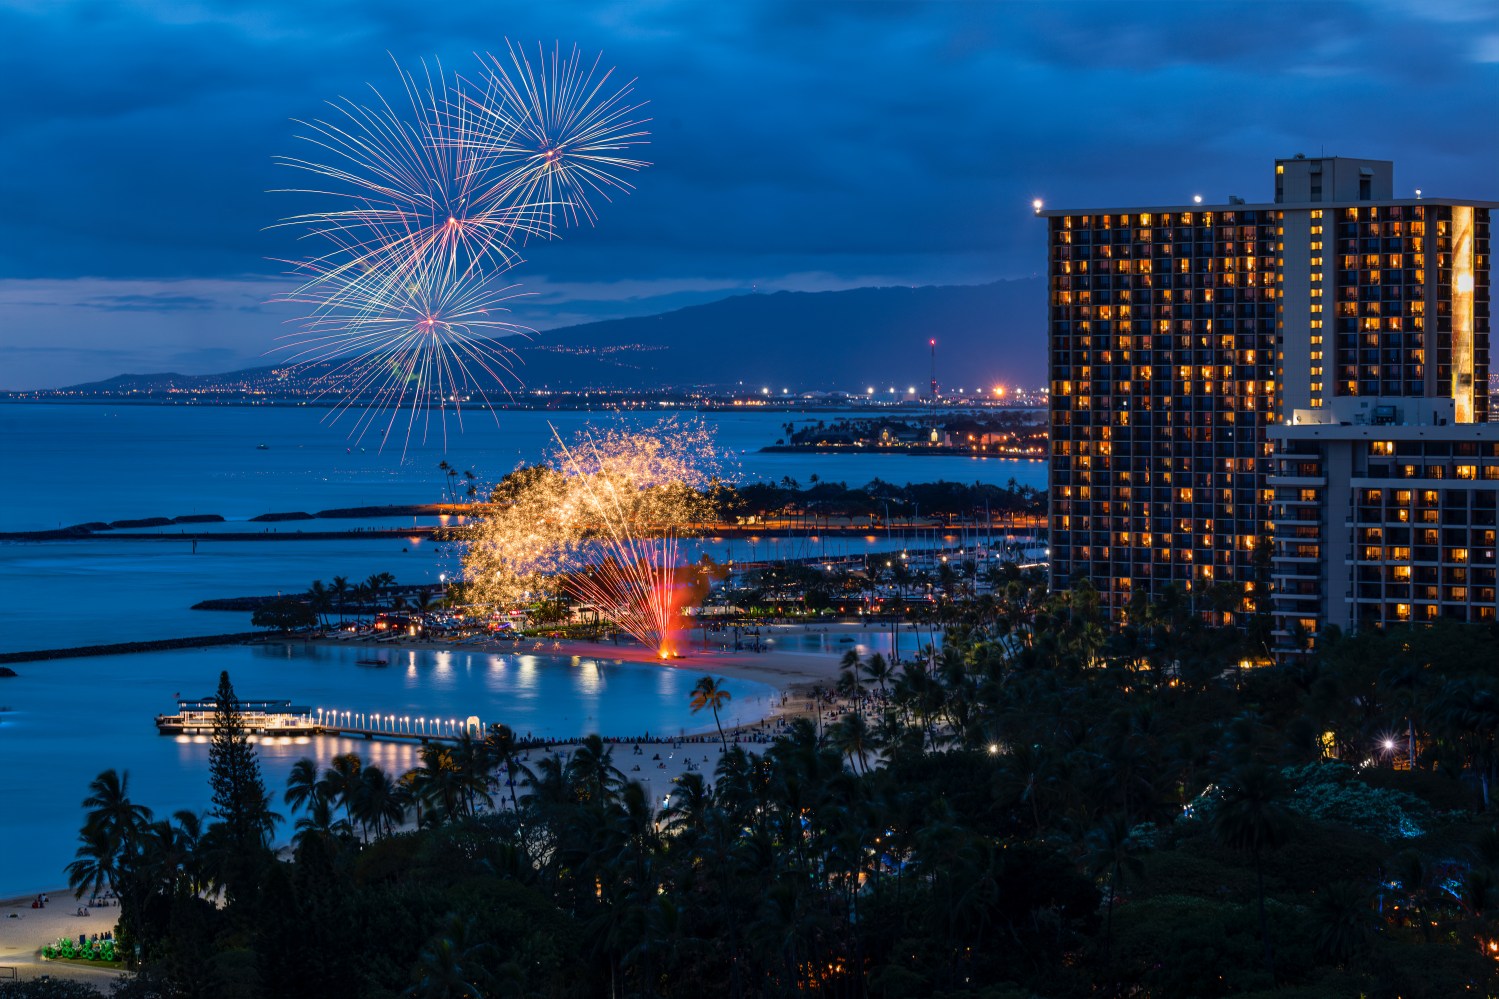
0,632 -> 272,664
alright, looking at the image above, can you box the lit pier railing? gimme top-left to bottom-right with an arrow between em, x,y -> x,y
311,708 -> 483,743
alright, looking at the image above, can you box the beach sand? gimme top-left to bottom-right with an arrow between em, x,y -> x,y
517,732 -> 773,807
0,893 -> 121,987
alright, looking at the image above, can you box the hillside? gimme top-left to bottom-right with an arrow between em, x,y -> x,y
60,278 -> 1046,394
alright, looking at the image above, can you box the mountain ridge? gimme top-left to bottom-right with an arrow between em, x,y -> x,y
57,278 -> 1046,394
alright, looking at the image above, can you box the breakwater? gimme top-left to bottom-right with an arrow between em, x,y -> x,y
0,504 -> 471,542
0,632 -> 270,665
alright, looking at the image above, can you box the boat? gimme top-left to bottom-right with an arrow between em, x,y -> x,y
155,696 -> 319,736
355,658 -> 388,668
256,443 -> 269,450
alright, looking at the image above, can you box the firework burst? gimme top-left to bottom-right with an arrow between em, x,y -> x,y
279,240 -> 528,450
467,41 -> 652,231
463,420 -> 721,657
276,57 -> 551,289
272,48 -> 649,451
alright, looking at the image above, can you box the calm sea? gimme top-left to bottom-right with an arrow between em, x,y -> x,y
0,403 -> 1046,653
0,403 -> 1021,896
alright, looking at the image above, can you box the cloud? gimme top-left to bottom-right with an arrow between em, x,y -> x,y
0,0 -> 1493,387
72,293 -> 221,312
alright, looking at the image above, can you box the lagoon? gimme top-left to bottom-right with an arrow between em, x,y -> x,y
0,641 -> 776,899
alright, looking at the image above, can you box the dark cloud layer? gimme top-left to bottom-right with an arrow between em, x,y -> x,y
0,0 -> 1495,388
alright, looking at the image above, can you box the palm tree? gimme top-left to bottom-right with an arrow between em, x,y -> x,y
364,573 -> 387,611
829,712 -> 876,774
352,765 -> 406,839
330,575 -> 350,626
66,820 -> 121,901
862,652 -> 894,697
1212,763 -> 1292,982
306,579 -> 333,630
284,757 -> 322,815
483,723 -> 527,817
82,769 -> 152,844
690,676 -> 734,751
451,732 -> 495,817
566,733 -> 626,805
168,810 -> 209,895
320,753 -> 363,825
410,744 -> 465,821
837,649 -> 864,713
350,582 -> 372,624
292,794 -> 351,851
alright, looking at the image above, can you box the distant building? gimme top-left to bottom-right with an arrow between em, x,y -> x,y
1042,156 -> 1495,653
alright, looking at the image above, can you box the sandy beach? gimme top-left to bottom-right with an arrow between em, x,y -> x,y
0,893 -> 121,987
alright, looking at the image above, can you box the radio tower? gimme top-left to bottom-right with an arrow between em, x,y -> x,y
928,338 -> 938,403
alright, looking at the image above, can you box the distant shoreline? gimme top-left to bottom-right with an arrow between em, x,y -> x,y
761,444 -> 1045,459
0,396 -> 1045,416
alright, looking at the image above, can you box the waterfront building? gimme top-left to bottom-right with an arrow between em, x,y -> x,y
1042,156 -> 1495,653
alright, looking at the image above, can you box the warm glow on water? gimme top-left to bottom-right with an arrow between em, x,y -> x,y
0,641 -> 774,898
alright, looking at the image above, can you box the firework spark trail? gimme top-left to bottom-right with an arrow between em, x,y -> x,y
551,428 -> 694,656
463,420 -> 720,656
276,57 -> 548,289
278,233 -> 530,451
272,47 -> 650,452
465,41 -> 651,231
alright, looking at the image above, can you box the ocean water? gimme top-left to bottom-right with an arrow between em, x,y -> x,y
0,403 -> 1000,896
0,403 -> 1046,530
0,642 -> 777,899
0,404 -> 1045,654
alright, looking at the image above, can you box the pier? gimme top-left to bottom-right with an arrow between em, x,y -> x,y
158,698 -> 485,745
307,708 -> 483,744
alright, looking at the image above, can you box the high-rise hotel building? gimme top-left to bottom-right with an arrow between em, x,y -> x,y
1042,156 -> 1495,652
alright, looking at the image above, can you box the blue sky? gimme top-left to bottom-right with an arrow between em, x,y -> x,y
1,0 -> 1495,389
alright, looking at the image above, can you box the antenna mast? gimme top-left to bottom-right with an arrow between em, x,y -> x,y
928,338 -> 937,403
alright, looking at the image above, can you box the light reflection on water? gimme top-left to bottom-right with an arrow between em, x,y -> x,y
0,641 -> 774,898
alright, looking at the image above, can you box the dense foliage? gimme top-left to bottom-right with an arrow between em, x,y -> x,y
60,580 -> 1499,998
719,476 -> 1044,528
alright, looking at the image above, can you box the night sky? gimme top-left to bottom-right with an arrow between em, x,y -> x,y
1,0 -> 1495,389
